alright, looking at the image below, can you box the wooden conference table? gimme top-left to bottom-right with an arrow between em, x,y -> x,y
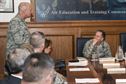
66,58 -> 126,84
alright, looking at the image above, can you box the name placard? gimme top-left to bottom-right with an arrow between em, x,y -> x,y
103,63 -> 120,68
69,68 -> 90,72
75,78 -> 100,83
107,68 -> 126,74
116,79 -> 126,84
99,57 -> 115,64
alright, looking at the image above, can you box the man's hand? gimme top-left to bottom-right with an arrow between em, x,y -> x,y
92,39 -> 98,46
92,38 -> 102,46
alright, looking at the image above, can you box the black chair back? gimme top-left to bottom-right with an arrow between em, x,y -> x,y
120,33 -> 126,52
76,37 -> 91,57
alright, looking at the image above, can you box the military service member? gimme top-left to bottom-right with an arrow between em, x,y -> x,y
83,30 -> 112,59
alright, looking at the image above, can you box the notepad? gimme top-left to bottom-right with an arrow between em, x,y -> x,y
103,63 -> 120,68
99,57 -> 115,64
107,68 -> 126,74
116,79 -> 126,84
69,68 -> 90,72
68,61 -> 88,66
75,78 -> 99,83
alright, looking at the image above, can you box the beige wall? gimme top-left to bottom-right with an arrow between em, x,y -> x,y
0,0 -> 30,22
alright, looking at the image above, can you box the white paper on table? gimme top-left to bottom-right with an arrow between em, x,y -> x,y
68,61 -> 88,66
103,63 -> 120,68
116,79 -> 126,84
75,78 -> 99,83
99,57 -> 115,64
77,57 -> 87,61
107,68 -> 126,74
69,68 -> 90,72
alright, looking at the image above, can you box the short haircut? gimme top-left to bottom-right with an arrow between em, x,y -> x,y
96,30 -> 106,40
23,53 -> 54,82
30,31 -> 45,48
7,48 -> 31,74
18,2 -> 31,13
45,39 -> 52,48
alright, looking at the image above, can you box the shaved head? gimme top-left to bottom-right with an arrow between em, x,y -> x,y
19,2 -> 31,12
18,2 -> 32,19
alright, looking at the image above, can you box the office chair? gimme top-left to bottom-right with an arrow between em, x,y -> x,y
76,37 -> 91,57
120,33 -> 126,52
55,59 -> 66,76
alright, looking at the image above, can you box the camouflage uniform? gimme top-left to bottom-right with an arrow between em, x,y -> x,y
53,71 -> 67,84
82,39 -> 112,59
6,16 -> 30,57
21,44 -> 67,84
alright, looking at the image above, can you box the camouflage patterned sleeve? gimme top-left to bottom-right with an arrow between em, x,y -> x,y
100,42 -> 112,57
9,19 -> 30,45
82,40 -> 112,58
53,71 -> 67,84
82,40 -> 95,58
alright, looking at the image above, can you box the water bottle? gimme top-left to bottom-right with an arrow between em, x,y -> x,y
115,45 -> 124,62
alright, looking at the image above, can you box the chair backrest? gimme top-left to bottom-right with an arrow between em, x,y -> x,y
120,33 -> 126,52
76,37 -> 91,57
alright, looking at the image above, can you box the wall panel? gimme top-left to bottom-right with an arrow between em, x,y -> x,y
47,35 -> 74,60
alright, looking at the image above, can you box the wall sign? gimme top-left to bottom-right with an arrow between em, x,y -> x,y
35,0 -> 126,21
